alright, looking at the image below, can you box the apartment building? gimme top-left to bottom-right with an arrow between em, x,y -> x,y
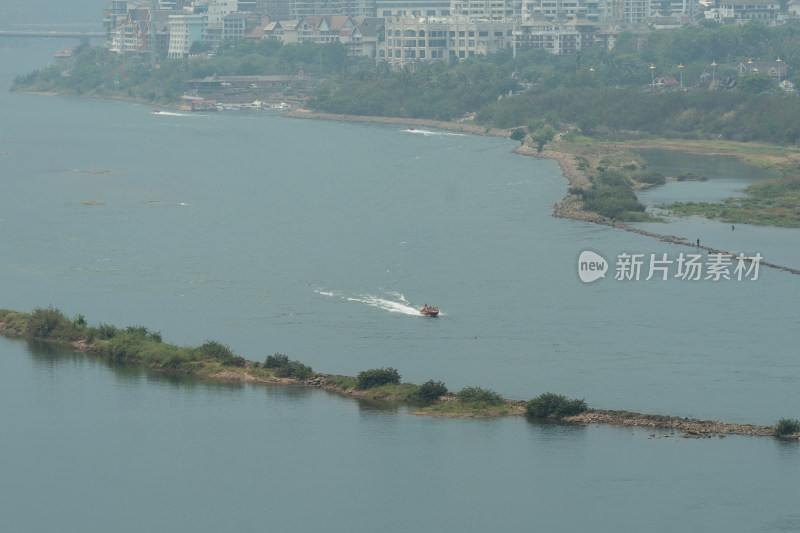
380,16 -> 513,65
167,12 -> 206,57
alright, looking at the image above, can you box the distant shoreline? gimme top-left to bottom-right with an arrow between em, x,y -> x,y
286,109 -> 800,276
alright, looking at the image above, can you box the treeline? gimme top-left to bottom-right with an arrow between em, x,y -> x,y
12,21 -> 800,144
11,40 -> 366,104
308,60 -> 517,119
475,87 -> 800,145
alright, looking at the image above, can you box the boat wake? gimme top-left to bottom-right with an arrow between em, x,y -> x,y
405,128 -> 464,137
152,111 -> 189,117
315,288 -> 421,316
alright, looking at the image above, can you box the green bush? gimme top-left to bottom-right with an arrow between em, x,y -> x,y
457,386 -> 504,406
27,306 -> 76,341
355,367 -> 401,390
416,380 -> 448,403
199,340 -> 245,367
774,418 -> 800,436
274,360 -> 313,380
265,353 -> 290,368
93,323 -> 118,340
263,353 -> 313,380
525,392 -> 587,419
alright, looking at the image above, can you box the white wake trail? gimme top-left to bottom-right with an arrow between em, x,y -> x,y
404,128 -> 464,137
315,289 -> 420,316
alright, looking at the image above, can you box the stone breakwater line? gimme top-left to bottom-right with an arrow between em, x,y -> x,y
288,110 -> 800,275
562,410 -> 776,439
520,146 -> 800,276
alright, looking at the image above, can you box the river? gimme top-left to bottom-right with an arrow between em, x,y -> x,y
1,41 -> 799,532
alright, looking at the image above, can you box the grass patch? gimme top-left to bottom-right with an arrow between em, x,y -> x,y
416,401 -> 514,417
0,309 -> 31,337
327,375 -> 358,390
675,171 -> 708,181
358,383 -> 421,402
632,171 -> 666,185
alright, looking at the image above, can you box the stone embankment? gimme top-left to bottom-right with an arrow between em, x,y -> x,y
564,410 -> 778,439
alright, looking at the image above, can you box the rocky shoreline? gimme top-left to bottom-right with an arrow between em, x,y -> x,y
206,370 -> 793,438
287,110 -> 800,276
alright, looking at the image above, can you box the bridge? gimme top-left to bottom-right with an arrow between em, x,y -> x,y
0,24 -> 105,40
0,30 -> 105,39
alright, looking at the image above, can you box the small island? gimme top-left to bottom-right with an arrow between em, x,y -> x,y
1,307 -> 797,440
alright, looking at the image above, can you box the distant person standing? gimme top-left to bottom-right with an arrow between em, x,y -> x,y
696,238 -> 700,247
732,225 -> 735,231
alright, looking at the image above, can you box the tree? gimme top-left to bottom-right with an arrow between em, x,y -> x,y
531,125 -> 556,152
510,127 -> 526,145
189,40 -> 212,56
736,74 -> 773,95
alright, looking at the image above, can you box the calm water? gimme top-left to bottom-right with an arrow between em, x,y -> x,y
2,43 -> 800,532
633,147 -> 800,268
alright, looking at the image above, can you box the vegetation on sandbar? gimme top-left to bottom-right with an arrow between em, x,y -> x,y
569,165 -> 659,222
660,174 -> 800,228
775,418 -> 800,437
0,306 -> 797,437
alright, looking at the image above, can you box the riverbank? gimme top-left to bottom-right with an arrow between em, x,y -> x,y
2,307 -> 797,439
287,110 -> 800,276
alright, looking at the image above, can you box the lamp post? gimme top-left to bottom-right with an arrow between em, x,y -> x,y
776,57 -> 782,84
711,60 -> 717,84
678,62 -> 683,89
747,58 -> 753,75
650,63 -> 655,88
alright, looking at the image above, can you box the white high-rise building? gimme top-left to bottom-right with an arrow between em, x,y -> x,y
167,12 -> 206,58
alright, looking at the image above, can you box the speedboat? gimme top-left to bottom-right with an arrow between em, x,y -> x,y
420,306 -> 439,317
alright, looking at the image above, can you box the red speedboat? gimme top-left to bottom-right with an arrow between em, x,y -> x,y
420,305 -> 439,317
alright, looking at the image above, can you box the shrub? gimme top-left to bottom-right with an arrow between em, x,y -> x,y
416,380 -> 448,403
263,353 -> 313,380
27,306 -> 75,341
74,314 -> 87,328
200,340 -> 245,367
525,392 -> 587,419
274,360 -> 313,380
457,386 -> 504,406
774,418 -> 800,436
355,367 -> 401,390
265,353 -> 290,368
94,323 -> 118,340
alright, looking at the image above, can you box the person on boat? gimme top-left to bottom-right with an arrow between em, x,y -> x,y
423,303 -> 428,310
